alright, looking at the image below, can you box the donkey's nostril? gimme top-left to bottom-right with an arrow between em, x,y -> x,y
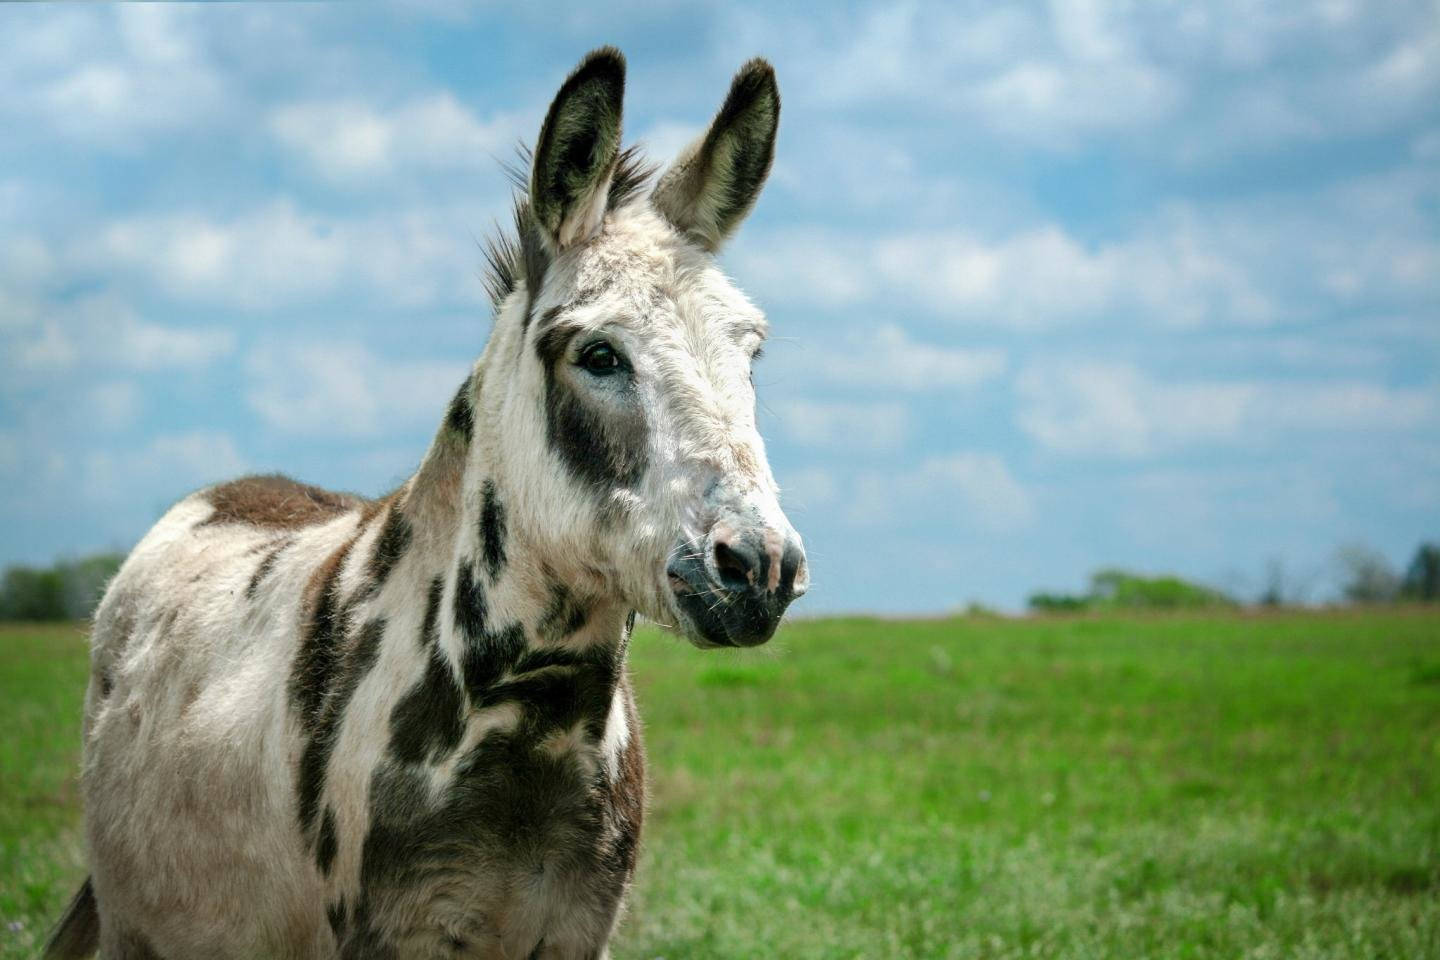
713,540 -> 756,589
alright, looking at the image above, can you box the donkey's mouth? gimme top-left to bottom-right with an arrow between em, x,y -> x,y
664,552 -> 791,649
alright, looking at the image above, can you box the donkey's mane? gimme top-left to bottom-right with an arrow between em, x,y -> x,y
481,144 -> 658,310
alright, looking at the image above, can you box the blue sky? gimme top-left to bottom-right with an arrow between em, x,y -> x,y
1,1 -> 1436,613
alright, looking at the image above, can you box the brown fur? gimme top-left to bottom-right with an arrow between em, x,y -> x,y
612,683 -> 647,874
199,474 -> 370,530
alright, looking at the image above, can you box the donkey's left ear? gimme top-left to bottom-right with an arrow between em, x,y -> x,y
531,47 -> 626,251
652,58 -> 779,253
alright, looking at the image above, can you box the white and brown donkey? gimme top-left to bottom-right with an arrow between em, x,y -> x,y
46,47 -> 806,960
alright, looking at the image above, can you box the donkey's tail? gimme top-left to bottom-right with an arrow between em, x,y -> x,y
43,877 -> 99,959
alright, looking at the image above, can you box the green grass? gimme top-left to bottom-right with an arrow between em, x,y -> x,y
3,611 -> 1439,958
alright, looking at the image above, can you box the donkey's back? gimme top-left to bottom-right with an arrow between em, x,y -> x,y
64,476 -> 373,958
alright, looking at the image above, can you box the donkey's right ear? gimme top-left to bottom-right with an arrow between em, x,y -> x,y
530,47 -> 626,251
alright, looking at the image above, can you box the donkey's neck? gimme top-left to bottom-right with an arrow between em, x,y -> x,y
399,368 -> 633,709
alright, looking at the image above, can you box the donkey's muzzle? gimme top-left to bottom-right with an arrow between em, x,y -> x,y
667,526 -> 807,647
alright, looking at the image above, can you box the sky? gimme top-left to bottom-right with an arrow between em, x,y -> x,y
1,1 -> 1437,614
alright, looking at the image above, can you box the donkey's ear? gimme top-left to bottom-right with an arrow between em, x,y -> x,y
530,47 -> 626,251
652,58 -> 779,253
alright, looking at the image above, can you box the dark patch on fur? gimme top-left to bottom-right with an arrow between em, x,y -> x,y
108,927 -> 165,960
535,323 -> 649,495
444,375 -> 475,442
366,505 -> 413,593
356,702 -> 640,958
295,612 -> 385,836
317,807 -> 338,875
247,537 -> 292,599
454,561 -> 527,701
98,670 -> 112,698
337,893 -> 399,960
388,647 -> 466,765
535,304 -> 565,333
200,474 -> 368,530
537,582 -> 590,643
353,568 -> 644,955
418,576 -> 444,648
291,537 -> 358,736
479,480 -> 507,582
327,899 -> 347,939
387,581 -> 463,764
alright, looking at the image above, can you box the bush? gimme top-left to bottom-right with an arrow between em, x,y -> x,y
1028,569 -> 1235,614
1027,592 -> 1092,613
0,553 -> 126,621
1400,543 -> 1440,602
1089,569 -> 1236,610
1336,544 -> 1400,605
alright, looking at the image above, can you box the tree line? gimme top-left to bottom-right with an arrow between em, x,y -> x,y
0,554 -> 126,621
1027,542 -> 1440,613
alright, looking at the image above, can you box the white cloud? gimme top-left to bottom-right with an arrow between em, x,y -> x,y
79,199 -> 487,311
270,94 -> 522,183
772,399 -> 911,452
0,292 -> 235,378
0,5 -> 229,148
743,164 -> 1440,330
740,216 -> 1275,328
634,121 -> 702,165
87,381 -> 143,431
772,1 -> 1433,157
113,318 -> 235,371
776,466 -> 840,512
1017,361 -> 1254,456
769,324 -> 1005,393
9,318 -> 77,372
244,340 -> 468,438
847,452 -> 1036,532
82,429 -> 246,504
1017,359 -> 1439,457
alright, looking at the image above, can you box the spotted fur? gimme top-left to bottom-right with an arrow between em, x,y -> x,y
49,48 -> 807,960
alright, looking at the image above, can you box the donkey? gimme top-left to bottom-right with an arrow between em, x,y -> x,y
45,47 -> 806,960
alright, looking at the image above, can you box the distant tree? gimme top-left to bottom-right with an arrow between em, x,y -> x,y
1088,568 -> 1235,610
0,552 -> 126,621
1401,543 -> 1440,602
1027,592 -> 1091,613
1258,558 -> 1287,607
1027,569 -> 1234,613
0,566 -> 68,620
1335,544 -> 1400,605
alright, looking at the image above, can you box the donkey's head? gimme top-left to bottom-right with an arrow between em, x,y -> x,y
476,48 -> 806,648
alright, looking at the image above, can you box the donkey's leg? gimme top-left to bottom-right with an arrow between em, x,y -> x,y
97,923 -> 163,960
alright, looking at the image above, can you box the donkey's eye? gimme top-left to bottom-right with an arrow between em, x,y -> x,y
578,341 -> 623,376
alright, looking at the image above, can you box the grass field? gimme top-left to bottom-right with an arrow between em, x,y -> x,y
3,611 -> 1438,958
